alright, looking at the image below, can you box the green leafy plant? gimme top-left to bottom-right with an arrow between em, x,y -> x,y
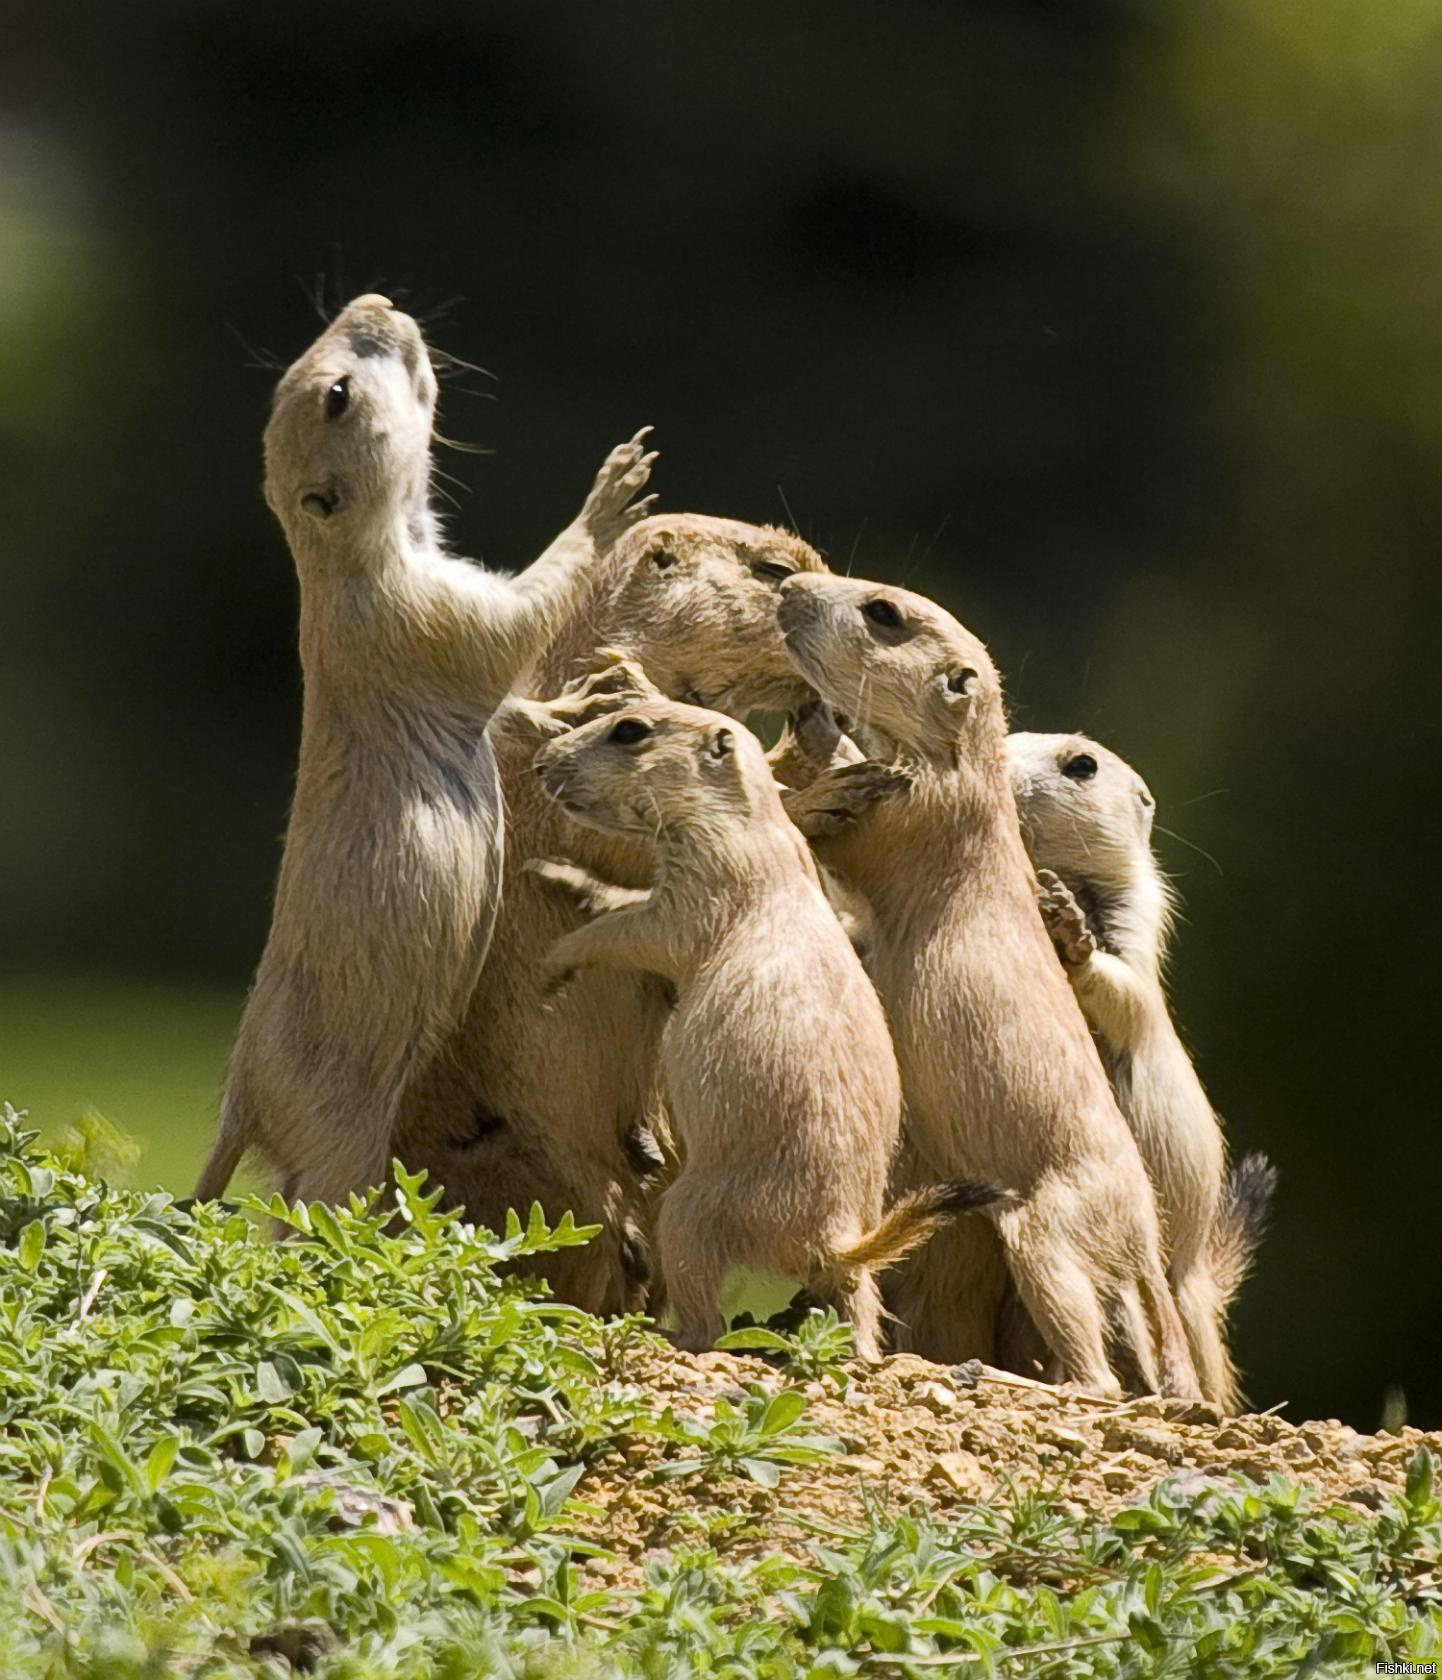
652,1386 -> 848,1487
1,1100 -> 1439,1677
718,1302 -> 858,1392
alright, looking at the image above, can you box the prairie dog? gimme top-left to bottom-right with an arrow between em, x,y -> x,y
194,294 -> 655,1205
1008,731 -> 1275,1408
396,516 -> 886,1314
530,702 -> 1002,1358
777,573 -> 1200,1398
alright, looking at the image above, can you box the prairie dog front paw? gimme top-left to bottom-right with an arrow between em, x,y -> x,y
1035,869 -> 1097,968
580,429 -> 659,547
782,759 -> 912,839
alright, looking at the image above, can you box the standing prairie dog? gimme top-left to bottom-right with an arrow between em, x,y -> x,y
777,574 -> 1200,1398
1008,732 -> 1275,1408
395,516 -> 894,1315
529,702 -> 1003,1358
194,294 -> 655,1205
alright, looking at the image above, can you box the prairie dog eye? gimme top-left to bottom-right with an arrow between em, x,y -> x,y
753,561 -> 794,584
863,598 -> 902,630
707,727 -> 734,760
610,719 -> 652,745
1063,753 -> 1098,781
649,548 -> 676,572
324,377 -> 351,420
947,667 -> 978,695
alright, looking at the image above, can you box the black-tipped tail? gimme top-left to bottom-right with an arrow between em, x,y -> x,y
1209,1152 -> 1278,1306
832,1179 -> 1013,1278
931,1179 -> 1017,1218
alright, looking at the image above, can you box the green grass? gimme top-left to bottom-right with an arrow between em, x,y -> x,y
0,974 -> 240,1189
1,1104 -> 1439,1677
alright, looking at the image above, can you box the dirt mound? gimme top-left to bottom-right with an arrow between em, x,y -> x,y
575,1346 -> 1438,1588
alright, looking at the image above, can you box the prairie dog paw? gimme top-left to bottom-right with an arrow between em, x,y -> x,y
782,759 -> 911,839
558,648 -> 666,709
526,857 -> 604,906
1035,869 -> 1097,967
581,428 -> 659,546
493,696 -> 577,741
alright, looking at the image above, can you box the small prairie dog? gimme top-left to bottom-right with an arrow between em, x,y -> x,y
530,701 -> 1001,1358
195,294 -> 655,1205
778,573 -> 1200,1398
1008,731 -> 1275,1408
396,517 -> 890,1317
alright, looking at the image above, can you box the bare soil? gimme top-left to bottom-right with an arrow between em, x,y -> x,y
574,1346 -> 1439,1588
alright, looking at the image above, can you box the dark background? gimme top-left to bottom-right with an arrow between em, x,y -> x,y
3,1 -> 1438,1428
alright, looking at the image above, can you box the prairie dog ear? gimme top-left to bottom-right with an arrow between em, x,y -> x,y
706,725 -> 735,761
942,666 -> 979,705
1136,781 -> 1157,843
645,538 -> 687,575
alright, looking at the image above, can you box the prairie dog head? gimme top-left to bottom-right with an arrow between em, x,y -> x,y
264,294 -> 439,549
778,574 -> 1003,765
1009,732 -> 1172,961
602,516 -> 827,713
533,702 -> 776,844
1007,732 -> 1157,885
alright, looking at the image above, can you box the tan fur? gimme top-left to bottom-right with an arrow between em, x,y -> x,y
194,295 -> 654,1205
393,517 -> 840,1314
528,702 -> 1000,1357
1008,731 -> 1273,1409
777,574 -> 1201,1398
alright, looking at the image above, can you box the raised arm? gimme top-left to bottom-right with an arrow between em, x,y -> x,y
501,431 -> 657,648
525,857 -> 652,917
431,431 -> 657,710
1035,869 -> 1153,1050
540,898 -> 680,994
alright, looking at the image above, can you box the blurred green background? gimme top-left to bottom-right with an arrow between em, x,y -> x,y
2,0 -> 1438,1427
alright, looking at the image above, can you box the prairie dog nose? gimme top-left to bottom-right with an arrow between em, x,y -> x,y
346,292 -> 394,313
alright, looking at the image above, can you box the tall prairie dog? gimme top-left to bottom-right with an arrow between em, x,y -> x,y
396,515 -> 875,1313
529,702 -> 1002,1357
1008,732 -> 1275,1408
194,295 -> 655,1205
778,573 -> 1200,1398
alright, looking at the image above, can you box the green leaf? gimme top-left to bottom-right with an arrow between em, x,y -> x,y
16,1219 -> 44,1273
87,1418 -> 148,1497
307,1199 -> 350,1252
144,1433 -> 179,1492
535,1461 -> 585,1518
374,1362 -> 427,1397
284,1427 -> 324,1474
738,1456 -> 783,1487
255,1358 -> 293,1403
757,1388 -> 809,1436
715,1327 -> 790,1353
1404,1445 -> 1434,1513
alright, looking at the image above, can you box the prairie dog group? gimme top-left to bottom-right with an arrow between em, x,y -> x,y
530,701 -> 1002,1357
195,296 -> 654,1204
394,515 -> 841,1313
1008,733 -> 1274,1407
777,574 -> 1200,1398
198,292 -> 1268,1401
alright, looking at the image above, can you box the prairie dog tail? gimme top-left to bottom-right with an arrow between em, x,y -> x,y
193,1095 -> 250,1202
1208,1153 -> 1278,1307
828,1181 -> 1012,1280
